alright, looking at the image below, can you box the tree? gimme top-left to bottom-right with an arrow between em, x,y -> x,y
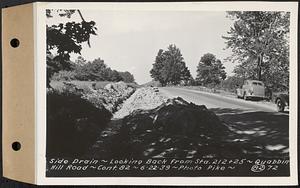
220,76 -> 244,92
46,9 -> 97,87
119,71 -> 135,83
223,11 -> 290,90
110,70 -> 123,82
150,45 -> 192,86
150,49 -> 165,85
74,58 -> 106,81
232,60 -> 257,80
74,56 -> 87,66
180,66 -> 193,85
196,53 -> 226,86
73,58 -> 134,82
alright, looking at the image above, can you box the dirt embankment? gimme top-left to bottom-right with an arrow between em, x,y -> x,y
80,82 -> 136,113
113,87 -> 169,119
47,81 -> 137,157
89,88 -> 242,158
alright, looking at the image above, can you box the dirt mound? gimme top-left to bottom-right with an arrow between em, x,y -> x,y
122,97 -> 227,138
89,97 -> 241,158
113,87 -> 168,119
117,98 -> 237,158
82,81 -> 135,113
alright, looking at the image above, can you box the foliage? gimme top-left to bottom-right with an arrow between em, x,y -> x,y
47,90 -> 112,157
46,9 -> 97,87
150,49 -> 165,84
72,57 -> 134,82
196,53 -> 227,86
50,56 -> 136,83
232,61 -> 257,80
75,58 -> 108,81
52,70 -> 76,81
150,45 -> 192,86
119,71 -> 135,83
223,11 -> 290,91
220,76 -> 244,93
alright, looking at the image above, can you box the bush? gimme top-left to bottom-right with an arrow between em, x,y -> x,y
220,76 -> 244,93
47,90 -> 112,157
51,70 -> 76,81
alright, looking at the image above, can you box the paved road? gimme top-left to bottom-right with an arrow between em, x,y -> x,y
159,87 -> 289,157
159,87 -> 277,112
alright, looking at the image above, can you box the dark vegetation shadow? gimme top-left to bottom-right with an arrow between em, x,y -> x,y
47,90 -> 112,157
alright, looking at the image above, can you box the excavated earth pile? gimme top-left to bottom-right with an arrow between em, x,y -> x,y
89,97 -> 245,159
113,87 -> 169,119
82,81 -> 136,113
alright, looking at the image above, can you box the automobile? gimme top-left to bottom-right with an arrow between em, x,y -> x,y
236,80 -> 265,100
271,85 -> 289,112
152,87 -> 159,92
273,92 -> 289,112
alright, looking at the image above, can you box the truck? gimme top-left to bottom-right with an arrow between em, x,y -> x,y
236,80 -> 265,100
273,92 -> 289,112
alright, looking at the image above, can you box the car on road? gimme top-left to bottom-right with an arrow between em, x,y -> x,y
236,80 -> 265,100
153,87 -> 159,92
272,91 -> 289,112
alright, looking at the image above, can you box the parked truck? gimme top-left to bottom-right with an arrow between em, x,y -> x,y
273,92 -> 289,112
236,80 -> 265,100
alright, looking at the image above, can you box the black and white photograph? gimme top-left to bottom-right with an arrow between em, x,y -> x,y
44,3 -> 295,180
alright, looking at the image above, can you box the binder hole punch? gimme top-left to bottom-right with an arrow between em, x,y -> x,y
12,142 -> 21,151
10,38 -> 20,48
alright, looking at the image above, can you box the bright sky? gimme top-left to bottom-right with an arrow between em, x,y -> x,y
47,10 -> 235,84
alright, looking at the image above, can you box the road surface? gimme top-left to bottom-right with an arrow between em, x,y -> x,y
159,87 -> 277,112
159,87 -> 289,157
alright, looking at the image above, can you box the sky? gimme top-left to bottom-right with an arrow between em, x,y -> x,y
47,10 -> 235,84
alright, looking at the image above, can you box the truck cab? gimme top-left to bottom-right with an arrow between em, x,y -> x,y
237,80 -> 265,100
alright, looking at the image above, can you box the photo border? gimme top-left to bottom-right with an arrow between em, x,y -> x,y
36,1 -> 298,185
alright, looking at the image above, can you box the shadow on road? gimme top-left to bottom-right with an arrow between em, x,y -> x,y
210,108 -> 289,158
88,106 -> 289,159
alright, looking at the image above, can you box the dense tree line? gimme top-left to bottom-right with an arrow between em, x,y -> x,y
223,11 -> 290,91
52,57 -> 135,83
150,45 -> 192,86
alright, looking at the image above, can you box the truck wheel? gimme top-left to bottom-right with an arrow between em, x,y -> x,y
276,99 -> 285,112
